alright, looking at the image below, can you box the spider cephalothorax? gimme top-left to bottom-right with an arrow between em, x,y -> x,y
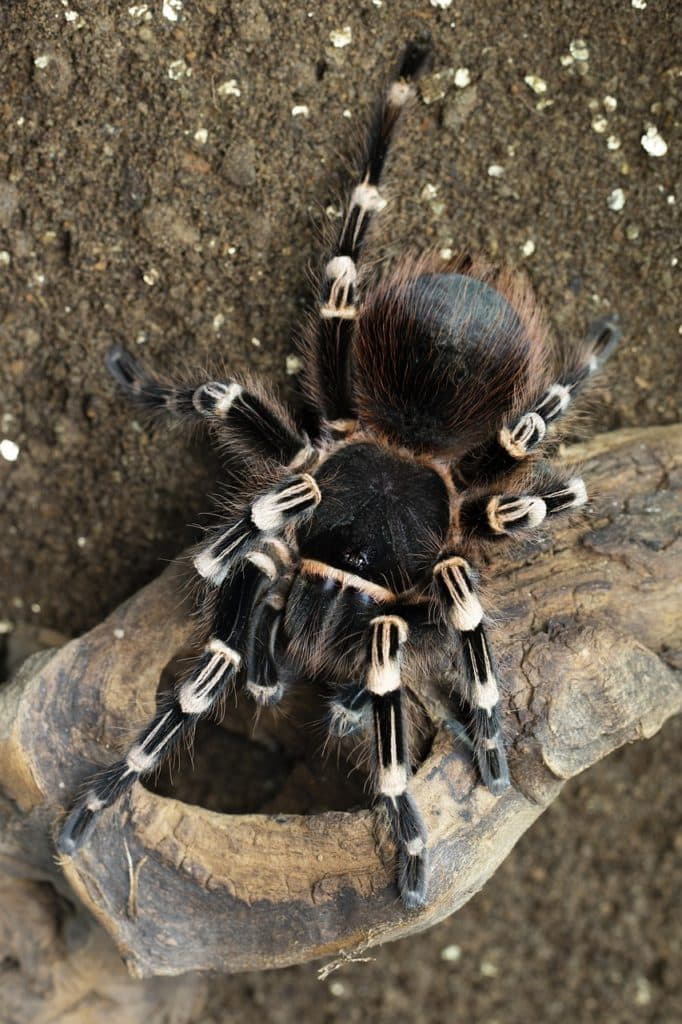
57,37 -> 619,908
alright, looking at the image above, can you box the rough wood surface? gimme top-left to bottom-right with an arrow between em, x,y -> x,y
0,426 -> 679,991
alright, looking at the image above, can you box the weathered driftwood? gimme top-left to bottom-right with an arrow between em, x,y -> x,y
0,426 -> 680,996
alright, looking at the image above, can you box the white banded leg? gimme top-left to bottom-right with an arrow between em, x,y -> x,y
57,552 -> 277,857
106,345 -> 308,464
459,468 -> 588,540
367,615 -> 429,909
459,493 -> 547,539
312,37 -> 431,423
245,583 -> 291,707
193,474 -> 320,587
539,475 -> 587,516
433,556 -> 509,795
456,314 -> 621,485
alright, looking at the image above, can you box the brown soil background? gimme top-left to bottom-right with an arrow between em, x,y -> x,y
0,2 -> 680,1022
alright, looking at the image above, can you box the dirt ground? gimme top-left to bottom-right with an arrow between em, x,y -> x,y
0,2 -> 680,1022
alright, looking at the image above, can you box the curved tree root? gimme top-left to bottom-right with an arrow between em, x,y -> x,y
0,426 -> 679,1003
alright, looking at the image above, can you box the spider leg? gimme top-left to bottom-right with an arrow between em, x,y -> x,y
107,345 -> 311,465
284,562 -> 428,905
307,36 -> 431,429
456,314 -> 621,485
366,614 -> 429,909
57,547 -> 288,855
327,679 -> 372,738
458,469 -> 588,541
432,555 -> 509,793
245,577 -> 291,707
193,474 -> 320,587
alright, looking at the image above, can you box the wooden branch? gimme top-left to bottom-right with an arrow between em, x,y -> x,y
0,426 -> 679,988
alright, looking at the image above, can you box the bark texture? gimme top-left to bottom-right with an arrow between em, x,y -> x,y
0,426 -> 679,1002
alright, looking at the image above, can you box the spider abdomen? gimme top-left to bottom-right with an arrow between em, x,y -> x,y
354,265 -> 549,456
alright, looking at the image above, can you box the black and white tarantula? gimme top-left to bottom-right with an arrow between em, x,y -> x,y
58,38 -> 619,908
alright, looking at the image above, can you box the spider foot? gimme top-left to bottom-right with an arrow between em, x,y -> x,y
56,794 -> 101,856
477,738 -> 510,796
327,683 -> 371,738
382,792 -> 429,910
585,312 -> 621,370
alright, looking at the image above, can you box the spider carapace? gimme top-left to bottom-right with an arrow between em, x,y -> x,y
58,36 -> 619,909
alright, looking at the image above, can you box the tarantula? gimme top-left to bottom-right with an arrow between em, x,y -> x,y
57,38 -> 619,908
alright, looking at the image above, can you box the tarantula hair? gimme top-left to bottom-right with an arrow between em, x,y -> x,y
57,36 -> 620,909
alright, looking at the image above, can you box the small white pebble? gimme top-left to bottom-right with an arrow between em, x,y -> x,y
607,187 -> 626,212
0,251 -> 10,267
421,182 -> 438,200
77,536 -> 87,548
64,9 -> 80,23
0,439 -> 20,462
329,980 -> 346,997
194,128 -> 208,145
439,247 -> 453,260
631,0 -> 647,9
521,238 -> 536,257
559,54 -> 574,68
329,26 -> 352,48
218,79 -> 241,98
569,39 -> 590,62
607,135 -> 621,151
640,124 -> 668,157
167,59 -> 191,81
128,4 -> 150,17
0,620 -> 13,635
480,960 -> 499,977
626,223 -> 640,241
666,194 -> 675,205
342,108 -> 352,118
291,104 -> 309,118
212,313 -> 225,331
251,336 -> 261,348
633,975 -> 652,1005
430,0 -> 453,7
591,115 -> 608,134
524,74 -> 547,95
440,944 -> 462,962
162,0 -> 183,22
31,603 -> 41,614
135,331 -> 147,345
113,628 -> 125,640
143,268 -> 159,286
227,245 -> 237,255
603,95 -> 617,112
325,204 -> 343,220
286,354 -> 303,376
487,164 -> 505,178
34,55 -> 50,69
454,67 -> 471,88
